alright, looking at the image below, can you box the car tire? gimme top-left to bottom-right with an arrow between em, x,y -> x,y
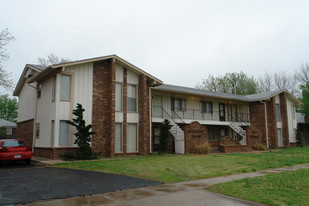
25,158 -> 31,165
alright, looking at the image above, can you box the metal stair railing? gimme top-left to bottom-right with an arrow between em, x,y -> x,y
162,108 -> 184,136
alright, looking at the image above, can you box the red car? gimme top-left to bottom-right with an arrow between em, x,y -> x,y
0,139 -> 33,164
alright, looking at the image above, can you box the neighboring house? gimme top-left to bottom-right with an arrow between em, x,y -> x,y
0,119 -> 17,139
13,54 -> 301,158
297,113 -> 309,146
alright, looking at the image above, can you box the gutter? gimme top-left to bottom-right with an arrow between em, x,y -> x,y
260,100 -> 269,148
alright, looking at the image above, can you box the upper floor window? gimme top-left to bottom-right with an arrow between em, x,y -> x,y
37,84 -> 42,98
52,76 -> 56,101
276,104 -> 281,121
127,84 -> 137,112
115,83 -> 122,111
201,101 -> 213,113
172,98 -> 186,111
60,74 -> 71,101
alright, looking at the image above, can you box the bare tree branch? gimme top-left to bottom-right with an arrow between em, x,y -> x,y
37,53 -> 70,66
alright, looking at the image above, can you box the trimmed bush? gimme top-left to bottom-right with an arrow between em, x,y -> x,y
192,141 -> 211,154
251,144 -> 268,151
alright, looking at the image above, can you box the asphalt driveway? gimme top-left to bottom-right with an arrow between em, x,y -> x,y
0,161 -> 161,205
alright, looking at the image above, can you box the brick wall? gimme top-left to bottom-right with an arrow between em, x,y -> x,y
266,97 -> 277,147
184,121 -> 207,154
279,92 -> 289,147
34,147 -> 79,159
16,119 -> 34,147
138,74 -> 151,155
92,59 -> 115,157
248,102 -> 266,146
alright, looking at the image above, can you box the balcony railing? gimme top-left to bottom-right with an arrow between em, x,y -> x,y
152,106 -> 249,122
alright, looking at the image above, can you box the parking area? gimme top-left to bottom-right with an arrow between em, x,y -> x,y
0,161 -> 161,205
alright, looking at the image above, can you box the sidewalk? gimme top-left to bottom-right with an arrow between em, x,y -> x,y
23,163 -> 309,206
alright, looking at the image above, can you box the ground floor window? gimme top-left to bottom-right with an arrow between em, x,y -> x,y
59,120 -> 69,146
207,127 -> 215,140
51,120 -> 55,146
127,123 -> 138,152
115,123 -> 123,153
277,128 -> 283,147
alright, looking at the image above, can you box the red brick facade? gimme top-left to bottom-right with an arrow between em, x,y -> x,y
184,121 -> 207,154
34,147 -> 79,159
16,119 -> 34,147
279,92 -> 289,147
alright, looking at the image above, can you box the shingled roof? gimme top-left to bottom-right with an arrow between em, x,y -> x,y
154,84 -> 301,104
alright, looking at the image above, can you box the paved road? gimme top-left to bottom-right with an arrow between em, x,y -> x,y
0,161 -> 161,205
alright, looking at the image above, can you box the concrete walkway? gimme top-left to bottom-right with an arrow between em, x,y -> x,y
23,161 -> 309,206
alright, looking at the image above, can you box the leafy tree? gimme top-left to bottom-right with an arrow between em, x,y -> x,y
0,94 -> 18,122
159,119 -> 173,152
0,28 -> 15,90
37,53 -> 70,66
298,82 -> 309,122
196,71 -> 259,95
66,103 -> 97,159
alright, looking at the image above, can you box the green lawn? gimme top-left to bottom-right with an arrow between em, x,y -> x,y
207,168 -> 309,206
53,147 -> 309,183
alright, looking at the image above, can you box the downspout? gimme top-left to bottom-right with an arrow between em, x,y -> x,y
260,100 -> 269,148
149,87 -> 152,153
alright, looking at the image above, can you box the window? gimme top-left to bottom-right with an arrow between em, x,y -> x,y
292,105 -> 296,119
207,127 -> 215,140
220,129 -> 227,137
127,85 -> 137,112
277,128 -> 283,147
172,98 -> 186,111
36,123 -> 40,138
52,76 -> 56,101
201,101 -> 213,113
37,84 -> 41,98
59,120 -> 69,146
6,127 -> 12,135
60,74 -> 71,101
51,120 -> 55,146
115,83 -> 122,111
115,123 -> 122,153
276,104 -> 281,121
127,124 -> 138,152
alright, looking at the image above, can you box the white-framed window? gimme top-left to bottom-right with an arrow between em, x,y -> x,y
127,123 -> 138,152
115,83 -> 122,111
172,98 -> 186,111
276,104 -> 281,121
37,84 -> 42,98
59,120 -> 69,146
52,76 -> 56,101
201,101 -> 213,113
127,84 -> 137,112
115,123 -> 123,153
6,127 -> 12,135
60,74 -> 71,101
36,123 -> 40,138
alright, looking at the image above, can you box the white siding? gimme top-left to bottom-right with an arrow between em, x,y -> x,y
115,64 -> 123,82
17,82 -> 37,122
127,70 -> 139,84
286,97 -> 297,142
35,77 -> 56,147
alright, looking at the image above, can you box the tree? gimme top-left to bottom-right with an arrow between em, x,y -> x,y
295,63 -> 309,86
258,71 -> 299,96
159,119 -> 173,152
196,71 -> 259,95
0,28 -> 15,90
66,103 -> 97,159
298,82 -> 309,122
37,53 -> 70,66
0,94 -> 18,122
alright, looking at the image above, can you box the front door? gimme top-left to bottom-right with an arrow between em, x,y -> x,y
219,103 -> 226,121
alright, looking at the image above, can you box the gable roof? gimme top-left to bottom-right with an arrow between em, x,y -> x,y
13,64 -> 47,96
28,54 -> 163,85
0,119 -> 17,128
154,84 -> 301,104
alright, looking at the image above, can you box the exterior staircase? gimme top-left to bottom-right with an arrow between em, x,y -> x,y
162,108 -> 185,154
229,122 -> 247,145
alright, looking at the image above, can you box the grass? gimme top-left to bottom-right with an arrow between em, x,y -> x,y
207,168 -> 309,206
53,146 -> 309,183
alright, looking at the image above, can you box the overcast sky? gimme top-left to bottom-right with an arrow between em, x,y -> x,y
1,0 -> 309,95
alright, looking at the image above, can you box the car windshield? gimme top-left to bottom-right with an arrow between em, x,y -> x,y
2,140 -> 26,147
